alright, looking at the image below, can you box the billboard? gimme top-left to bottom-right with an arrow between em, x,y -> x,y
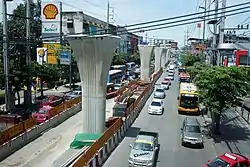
42,43 -> 60,64
41,2 -> 60,40
36,48 -> 48,65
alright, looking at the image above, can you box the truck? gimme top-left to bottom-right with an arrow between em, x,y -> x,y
128,131 -> 159,167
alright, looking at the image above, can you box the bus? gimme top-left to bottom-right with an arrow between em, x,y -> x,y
107,70 -> 122,84
179,72 -> 191,83
111,65 -> 126,80
178,83 -> 199,115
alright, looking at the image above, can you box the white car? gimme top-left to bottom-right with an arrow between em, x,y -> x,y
148,99 -> 164,115
161,81 -> 169,90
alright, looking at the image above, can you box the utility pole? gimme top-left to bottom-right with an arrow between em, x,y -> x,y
212,0 -> 219,66
25,0 -> 32,105
60,2 -> 63,46
106,0 -> 110,33
219,0 -> 226,44
202,0 -> 207,46
2,0 -> 11,111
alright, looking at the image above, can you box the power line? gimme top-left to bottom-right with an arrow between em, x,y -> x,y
124,1 -> 250,28
36,2 -> 250,40
5,7 -> 249,44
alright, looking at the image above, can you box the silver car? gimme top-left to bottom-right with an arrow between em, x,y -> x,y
181,117 -> 204,147
129,131 -> 159,167
154,88 -> 165,99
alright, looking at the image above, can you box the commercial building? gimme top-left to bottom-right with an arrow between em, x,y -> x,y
62,11 -> 142,54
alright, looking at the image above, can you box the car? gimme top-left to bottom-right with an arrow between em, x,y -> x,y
128,131 -> 159,167
167,74 -> 174,80
154,88 -> 166,99
114,84 -> 122,91
36,95 -> 65,107
65,91 -> 82,100
164,77 -> 171,85
161,81 -> 169,90
148,99 -> 164,115
203,153 -> 250,167
32,105 -> 54,124
181,117 -> 204,147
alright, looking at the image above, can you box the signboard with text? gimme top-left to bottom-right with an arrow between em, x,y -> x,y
42,43 -> 60,64
60,50 -> 71,65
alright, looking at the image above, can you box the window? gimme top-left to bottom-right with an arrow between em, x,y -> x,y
156,89 -> 164,92
207,157 -> 230,167
67,19 -> 74,28
184,125 -> 201,133
133,142 -> 153,151
151,101 -> 161,107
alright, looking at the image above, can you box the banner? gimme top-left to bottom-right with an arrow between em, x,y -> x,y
60,50 -> 71,65
36,48 -> 48,65
42,43 -> 60,64
41,2 -> 61,39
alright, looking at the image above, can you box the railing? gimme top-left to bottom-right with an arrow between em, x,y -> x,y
235,104 -> 250,124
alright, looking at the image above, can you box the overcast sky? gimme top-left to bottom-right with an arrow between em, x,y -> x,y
1,0 -> 250,47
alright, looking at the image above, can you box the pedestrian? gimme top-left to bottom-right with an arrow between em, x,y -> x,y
55,83 -> 58,91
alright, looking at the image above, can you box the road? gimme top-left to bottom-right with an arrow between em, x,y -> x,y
0,98 -> 115,167
103,70 -> 219,167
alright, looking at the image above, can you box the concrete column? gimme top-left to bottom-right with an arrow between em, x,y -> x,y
138,45 -> 155,81
154,47 -> 164,72
161,48 -> 166,68
165,49 -> 171,64
67,35 -> 120,134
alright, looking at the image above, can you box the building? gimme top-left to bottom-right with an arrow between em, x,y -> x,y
62,11 -> 142,54
148,37 -> 174,46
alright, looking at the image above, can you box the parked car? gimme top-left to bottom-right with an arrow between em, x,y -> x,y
32,105 -> 54,124
36,95 -> 64,107
65,91 -> 81,100
128,131 -> 159,167
148,99 -> 164,115
161,81 -> 169,90
114,83 -> 122,91
164,77 -> 172,84
154,88 -> 165,99
181,117 -> 204,147
203,153 -> 250,167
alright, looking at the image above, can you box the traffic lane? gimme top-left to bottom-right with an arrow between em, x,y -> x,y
0,99 -> 115,167
103,73 -> 167,167
103,72 -> 217,167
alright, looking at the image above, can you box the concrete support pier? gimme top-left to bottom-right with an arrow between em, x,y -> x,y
165,49 -> 171,64
67,35 -> 120,133
161,48 -> 166,68
154,47 -> 164,72
138,45 -> 155,81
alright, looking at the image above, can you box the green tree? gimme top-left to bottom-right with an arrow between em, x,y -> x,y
181,54 -> 202,67
186,62 -> 209,80
31,61 -> 59,97
130,53 -> 140,65
112,53 -> 126,65
194,66 -> 249,134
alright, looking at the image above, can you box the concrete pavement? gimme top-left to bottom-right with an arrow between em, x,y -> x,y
103,70 -> 228,167
0,98 -> 116,167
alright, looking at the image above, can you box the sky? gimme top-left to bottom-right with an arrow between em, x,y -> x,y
1,0 -> 250,47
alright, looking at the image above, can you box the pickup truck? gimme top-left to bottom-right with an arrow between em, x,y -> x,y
128,131 -> 159,167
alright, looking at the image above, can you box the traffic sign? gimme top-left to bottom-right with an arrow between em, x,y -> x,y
60,50 -> 71,65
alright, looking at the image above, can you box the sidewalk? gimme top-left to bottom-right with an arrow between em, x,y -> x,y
202,108 -> 250,156
0,82 -> 81,110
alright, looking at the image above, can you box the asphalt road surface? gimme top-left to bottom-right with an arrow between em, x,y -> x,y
103,70 -> 218,167
0,99 -> 115,167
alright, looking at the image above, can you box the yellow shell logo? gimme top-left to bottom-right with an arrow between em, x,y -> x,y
38,49 -> 45,57
43,4 -> 59,20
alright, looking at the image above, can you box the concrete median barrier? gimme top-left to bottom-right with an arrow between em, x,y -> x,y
0,103 -> 81,161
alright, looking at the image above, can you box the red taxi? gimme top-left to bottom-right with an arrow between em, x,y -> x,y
37,95 -> 64,107
164,77 -> 171,85
32,105 -> 54,124
203,153 -> 250,167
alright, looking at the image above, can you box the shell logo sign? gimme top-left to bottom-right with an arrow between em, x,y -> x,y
42,4 -> 59,20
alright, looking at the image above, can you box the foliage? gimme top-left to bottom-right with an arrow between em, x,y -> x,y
195,66 -> 249,113
112,53 -> 126,65
186,62 -> 209,80
181,54 -> 202,67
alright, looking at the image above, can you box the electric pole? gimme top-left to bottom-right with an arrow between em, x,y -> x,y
60,2 -> 63,45
106,0 -> 110,33
2,0 -> 11,111
219,0 -> 226,44
202,0 -> 207,45
212,0 -> 219,66
25,0 -> 32,105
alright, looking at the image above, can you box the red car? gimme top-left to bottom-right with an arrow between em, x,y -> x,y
164,77 -> 171,85
32,105 -> 54,124
203,153 -> 250,167
37,95 -> 64,107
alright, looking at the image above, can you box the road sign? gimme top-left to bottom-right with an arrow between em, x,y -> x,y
248,49 -> 250,57
60,50 -> 71,65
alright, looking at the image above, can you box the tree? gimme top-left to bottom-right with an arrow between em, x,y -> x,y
181,54 -> 202,66
130,53 -> 140,65
112,53 -> 126,65
31,61 -> 59,97
194,66 -> 249,134
186,62 -> 209,80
